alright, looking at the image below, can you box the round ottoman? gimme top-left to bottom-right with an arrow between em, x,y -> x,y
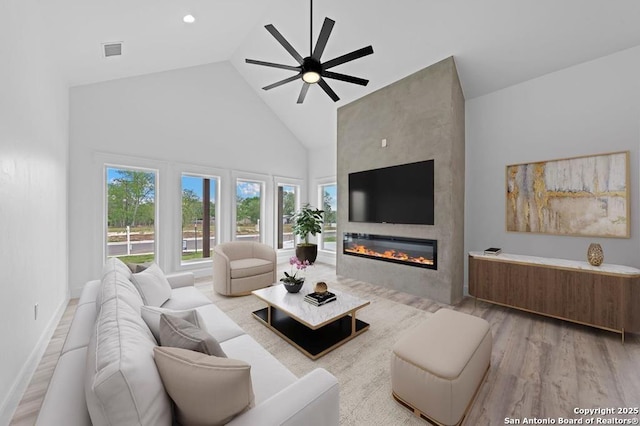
391,309 -> 492,425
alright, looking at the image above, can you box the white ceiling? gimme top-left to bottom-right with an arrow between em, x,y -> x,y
38,0 -> 640,149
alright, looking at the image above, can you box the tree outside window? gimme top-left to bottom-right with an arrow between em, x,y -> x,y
106,167 -> 156,264
236,180 -> 262,242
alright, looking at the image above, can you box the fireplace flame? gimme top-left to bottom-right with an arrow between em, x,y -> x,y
345,244 -> 434,265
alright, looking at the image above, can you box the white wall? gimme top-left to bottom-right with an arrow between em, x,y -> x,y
308,144 -> 338,264
0,1 -> 69,422
308,144 -> 337,194
465,45 -> 640,289
69,61 -> 308,295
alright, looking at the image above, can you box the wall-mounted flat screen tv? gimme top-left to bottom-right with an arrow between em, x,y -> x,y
348,159 -> 434,225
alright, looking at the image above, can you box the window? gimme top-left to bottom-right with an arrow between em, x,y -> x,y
236,179 -> 263,242
319,183 -> 337,252
182,174 -> 218,264
276,184 -> 298,249
106,167 -> 156,264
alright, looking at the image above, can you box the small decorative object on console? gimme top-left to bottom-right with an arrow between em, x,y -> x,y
587,243 -> 604,266
484,247 -> 502,255
314,281 -> 328,294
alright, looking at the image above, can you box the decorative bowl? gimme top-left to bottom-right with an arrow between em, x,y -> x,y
284,281 -> 304,293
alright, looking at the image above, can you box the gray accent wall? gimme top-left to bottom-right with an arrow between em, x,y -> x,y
465,45 -> 640,289
336,57 -> 465,305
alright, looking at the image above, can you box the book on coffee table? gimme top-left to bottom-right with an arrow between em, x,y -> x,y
304,291 -> 337,306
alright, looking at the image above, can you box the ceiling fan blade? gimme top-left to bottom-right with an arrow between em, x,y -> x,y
312,18 -> 335,60
322,71 -> 369,86
322,45 -> 374,70
263,74 -> 301,91
245,59 -> 301,72
318,79 -> 340,102
297,83 -> 310,104
265,24 -> 304,65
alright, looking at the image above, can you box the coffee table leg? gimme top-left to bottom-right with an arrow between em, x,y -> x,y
267,305 -> 272,325
351,309 -> 356,336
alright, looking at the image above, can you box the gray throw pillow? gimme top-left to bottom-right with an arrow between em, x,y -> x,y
125,261 -> 152,274
159,313 -> 226,358
141,306 -> 205,343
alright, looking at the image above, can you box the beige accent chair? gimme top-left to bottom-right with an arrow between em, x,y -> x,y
213,241 -> 277,296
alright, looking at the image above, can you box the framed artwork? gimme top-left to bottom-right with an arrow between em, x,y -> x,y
506,151 -> 629,238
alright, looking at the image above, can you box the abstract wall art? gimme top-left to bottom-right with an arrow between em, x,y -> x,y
506,151 -> 629,238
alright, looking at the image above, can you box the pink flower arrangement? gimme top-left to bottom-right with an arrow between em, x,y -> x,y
280,256 -> 311,285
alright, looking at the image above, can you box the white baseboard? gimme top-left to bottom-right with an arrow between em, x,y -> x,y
0,295 -> 69,425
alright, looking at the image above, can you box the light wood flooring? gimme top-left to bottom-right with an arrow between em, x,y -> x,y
10,263 -> 640,425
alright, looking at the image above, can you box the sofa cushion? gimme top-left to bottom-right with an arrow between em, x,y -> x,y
78,280 -> 101,306
154,347 -> 254,426
35,347 -> 91,426
194,304 -> 246,343
130,263 -> 173,307
85,296 -> 171,426
141,305 -> 205,343
61,302 -> 97,354
159,313 -> 226,357
221,334 -> 297,405
103,257 -> 133,278
161,286 -> 212,310
97,260 -> 144,311
229,258 -> 273,279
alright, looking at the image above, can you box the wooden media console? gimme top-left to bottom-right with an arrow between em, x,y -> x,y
468,252 -> 640,341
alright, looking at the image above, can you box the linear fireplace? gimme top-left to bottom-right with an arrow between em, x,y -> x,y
343,233 -> 437,270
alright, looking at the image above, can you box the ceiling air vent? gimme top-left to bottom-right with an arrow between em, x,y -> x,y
102,42 -> 123,58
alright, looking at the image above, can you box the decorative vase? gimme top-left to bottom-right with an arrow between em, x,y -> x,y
314,281 -> 328,294
283,280 -> 304,293
587,243 -> 604,266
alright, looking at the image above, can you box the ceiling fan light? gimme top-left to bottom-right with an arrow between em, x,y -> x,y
302,71 -> 321,84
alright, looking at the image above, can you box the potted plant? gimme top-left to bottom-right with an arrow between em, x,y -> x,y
292,203 -> 324,263
280,256 -> 310,293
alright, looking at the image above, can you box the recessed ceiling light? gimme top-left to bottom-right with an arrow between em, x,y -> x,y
183,14 -> 195,24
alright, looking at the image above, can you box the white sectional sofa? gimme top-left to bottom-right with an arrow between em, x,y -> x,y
35,258 -> 339,426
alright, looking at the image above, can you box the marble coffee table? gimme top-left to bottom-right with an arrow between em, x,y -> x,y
251,282 -> 370,359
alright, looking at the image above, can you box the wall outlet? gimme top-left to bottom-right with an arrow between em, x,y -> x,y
34,303 -> 38,320
381,138 -> 388,147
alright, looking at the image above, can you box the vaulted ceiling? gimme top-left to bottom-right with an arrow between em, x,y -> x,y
38,0 -> 640,148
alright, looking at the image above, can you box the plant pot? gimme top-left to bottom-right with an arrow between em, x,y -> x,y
283,280 -> 304,293
296,244 -> 318,264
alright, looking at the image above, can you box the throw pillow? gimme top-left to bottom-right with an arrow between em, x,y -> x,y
126,261 -> 153,274
130,263 -> 172,307
159,313 -> 226,357
153,347 -> 254,426
140,306 -> 206,343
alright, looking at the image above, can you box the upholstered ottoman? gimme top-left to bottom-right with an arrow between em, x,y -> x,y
391,309 -> 492,425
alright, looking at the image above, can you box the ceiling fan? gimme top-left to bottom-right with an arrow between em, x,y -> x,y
245,0 -> 374,104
